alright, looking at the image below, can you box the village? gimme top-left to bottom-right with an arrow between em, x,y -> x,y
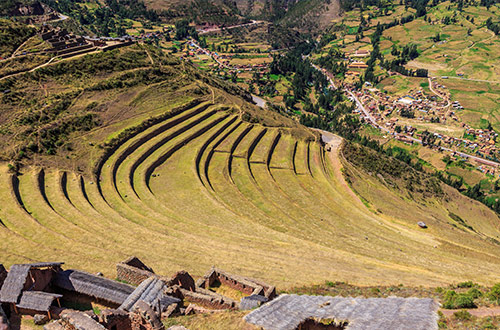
353,81 -> 500,173
325,48 -> 500,177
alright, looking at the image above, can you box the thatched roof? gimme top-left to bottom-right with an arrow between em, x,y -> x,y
25,262 -> 64,269
16,291 -> 63,312
0,264 -> 31,303
54,270 -> 135,305
60,310 -> 106,330
0,262 -> 64,304
44,321 -> 65,330
244,294 -> 440,330
120,276 -> 180,313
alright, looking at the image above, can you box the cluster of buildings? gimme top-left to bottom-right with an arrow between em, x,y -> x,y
345,81 -> 500,173
39,26 -> 135,60
40,26 -> 97,59
429,78 -> 449,99
0,259 -> 443,330
0,258 -> 276,330
477,164 -> 498,176
349,82 -> 458,131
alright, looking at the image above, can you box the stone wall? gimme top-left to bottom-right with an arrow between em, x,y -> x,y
180,288 -> 237,310
0,265 -> 6,288
164,271 -> 195,291
217,274 -> 255,295
130,301 -> 164,330
99,309 -> 131,330
116,264 -> 154,287
197,268 -> 277,300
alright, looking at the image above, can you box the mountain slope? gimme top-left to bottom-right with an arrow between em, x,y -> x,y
0,43 -> 500,288
277,0 -> 341,32
145,0 -> 246,25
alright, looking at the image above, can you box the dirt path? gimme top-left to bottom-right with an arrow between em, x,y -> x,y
197,20 -> 262,34
143,46 -> 154,65
314,129 -> 366,205
441,307 -> 500,318
444,76 -> 500,84
0,57 -> 57,81
428,77 -> 450,109
9,38 -> 30,58
0,48 -> 102,81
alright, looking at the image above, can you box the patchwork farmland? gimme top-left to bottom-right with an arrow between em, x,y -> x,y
1,95 -> 500,289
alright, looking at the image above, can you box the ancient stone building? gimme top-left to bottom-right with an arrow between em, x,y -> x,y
116,257 -> 155,286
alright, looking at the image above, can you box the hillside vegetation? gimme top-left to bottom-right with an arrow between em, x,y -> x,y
0,19 -> 36,58
0,45 -> 500,288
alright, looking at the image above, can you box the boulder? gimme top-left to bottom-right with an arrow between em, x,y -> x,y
34,314 -> 49,325
161,303 -> 179,319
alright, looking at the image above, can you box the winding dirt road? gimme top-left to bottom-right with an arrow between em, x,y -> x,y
197,20 -> 263,35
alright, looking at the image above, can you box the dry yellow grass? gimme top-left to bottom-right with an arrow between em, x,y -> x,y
1,102 -> 500,290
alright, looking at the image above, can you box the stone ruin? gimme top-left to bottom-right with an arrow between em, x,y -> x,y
116,257 -> 155,286
197,267 -> 276,300
196,267 -> 276,310
0,258 -> 277,330
39,26 -> 96,59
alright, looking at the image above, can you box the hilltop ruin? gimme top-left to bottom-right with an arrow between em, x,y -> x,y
0,257 -> 277,330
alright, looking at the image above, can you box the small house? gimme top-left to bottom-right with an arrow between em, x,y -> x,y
0,262 -> 64,318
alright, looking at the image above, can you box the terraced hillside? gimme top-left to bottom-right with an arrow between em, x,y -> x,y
1,92 -> 500,288
0,43 -> 500,289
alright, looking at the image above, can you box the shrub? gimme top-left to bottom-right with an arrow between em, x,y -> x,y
452,310 -> 472,321
325,281 -> 334,287
454,294 -> 476,309
442,291 -> 476,309
437,311 -> 448,329
457,281 -> 475,288
467,288 -> 482,299
488,283 -> 500,304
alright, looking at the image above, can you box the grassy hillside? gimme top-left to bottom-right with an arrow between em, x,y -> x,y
277,0 -> 341,32
1,38 -> 500,290
144,0 -> 246,25
0,19 -> 36,58
0,43 -> 500,287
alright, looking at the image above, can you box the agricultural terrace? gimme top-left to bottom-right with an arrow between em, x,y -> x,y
1,93 -> 500,289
